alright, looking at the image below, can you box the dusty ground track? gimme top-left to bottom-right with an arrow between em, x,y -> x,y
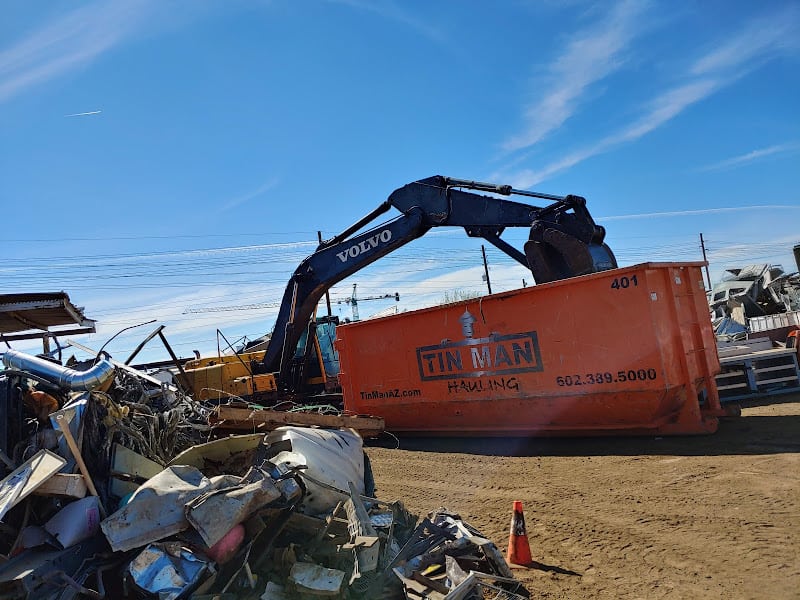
367,398 -> 800,599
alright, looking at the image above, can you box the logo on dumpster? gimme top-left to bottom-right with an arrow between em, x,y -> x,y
415,330 -> 543,381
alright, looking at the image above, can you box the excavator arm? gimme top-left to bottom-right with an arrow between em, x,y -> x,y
262,175 -> 616,388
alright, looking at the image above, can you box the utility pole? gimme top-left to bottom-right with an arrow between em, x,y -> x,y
319,231 -> 333,316
699,233 -> 712,290
481,245 -> 492,294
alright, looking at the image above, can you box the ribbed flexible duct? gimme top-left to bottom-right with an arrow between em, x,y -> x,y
2,348 -> 115,391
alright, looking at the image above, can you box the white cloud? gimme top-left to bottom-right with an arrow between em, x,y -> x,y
696,142 -> 800,173
62,281 -> 287,360
496,6 -> 800,187
614,79 -> 722,142
0,2 -> 157,103
598,204 -> 800,222
705,233 -> 800,281
502,0 -> 647,153
220,177 -> 281,212
690,6 -> 800,76
500,79 -> 724,188
325,0 -> 446,44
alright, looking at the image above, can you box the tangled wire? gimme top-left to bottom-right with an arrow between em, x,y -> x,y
84,371 -> 214,474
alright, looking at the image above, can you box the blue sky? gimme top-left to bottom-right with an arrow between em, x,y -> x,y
2,0 -> 799,363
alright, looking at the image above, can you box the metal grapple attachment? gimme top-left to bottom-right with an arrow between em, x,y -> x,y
524,194 -> 617,284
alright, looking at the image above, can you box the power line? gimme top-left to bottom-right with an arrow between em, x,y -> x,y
4,231 -> 324,243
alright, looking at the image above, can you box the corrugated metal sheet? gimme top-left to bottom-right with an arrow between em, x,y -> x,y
0,291 -> 95,336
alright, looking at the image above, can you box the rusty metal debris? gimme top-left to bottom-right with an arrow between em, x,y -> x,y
0,338 -> 530,599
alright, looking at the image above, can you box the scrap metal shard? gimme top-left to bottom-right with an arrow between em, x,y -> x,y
186,472 -> 282,547
101,466 -> 216,552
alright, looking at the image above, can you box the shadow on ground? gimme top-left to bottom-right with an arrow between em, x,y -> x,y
367,408 -> 800,457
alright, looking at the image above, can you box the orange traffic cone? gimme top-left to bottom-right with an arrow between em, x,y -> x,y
506,500 -> 532,566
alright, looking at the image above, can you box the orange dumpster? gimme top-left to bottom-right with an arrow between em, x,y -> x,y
337,262 -> 728,436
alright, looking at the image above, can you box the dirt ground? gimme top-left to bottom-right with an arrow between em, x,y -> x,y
366,396 -> 800,599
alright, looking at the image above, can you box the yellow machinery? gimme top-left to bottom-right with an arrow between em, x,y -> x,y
179,350 -> 276,401
179,316 -> 340,402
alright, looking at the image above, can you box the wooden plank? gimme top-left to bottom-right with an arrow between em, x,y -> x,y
55,414 -> 105,519
392,568 -> 447,600
209,406 -> 384,438
32,473 -> 87,498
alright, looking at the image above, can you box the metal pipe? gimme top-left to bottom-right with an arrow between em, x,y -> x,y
1,349 -> 115,391
324,201 -> 392,247
443,176 -> 566,202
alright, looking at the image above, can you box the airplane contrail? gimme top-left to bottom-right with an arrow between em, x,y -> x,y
597,205 -> 800,221
64,110 -> 102,117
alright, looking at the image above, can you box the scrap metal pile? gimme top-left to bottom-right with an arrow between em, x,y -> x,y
0,348 -> 529,599
710,263 -> 800,340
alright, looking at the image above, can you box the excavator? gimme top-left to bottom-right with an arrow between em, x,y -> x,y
180,175 -> 617,403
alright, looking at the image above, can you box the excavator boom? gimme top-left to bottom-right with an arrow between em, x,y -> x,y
262,175 -> 617,388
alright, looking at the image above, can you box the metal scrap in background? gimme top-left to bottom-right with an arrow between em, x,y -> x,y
710,263 -> 800,341
709,259 -> 800,403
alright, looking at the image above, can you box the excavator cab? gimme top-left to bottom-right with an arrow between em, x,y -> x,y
285,315 -> 341,397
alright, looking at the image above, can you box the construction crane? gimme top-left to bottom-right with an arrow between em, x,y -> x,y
337,284 -> 399,322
